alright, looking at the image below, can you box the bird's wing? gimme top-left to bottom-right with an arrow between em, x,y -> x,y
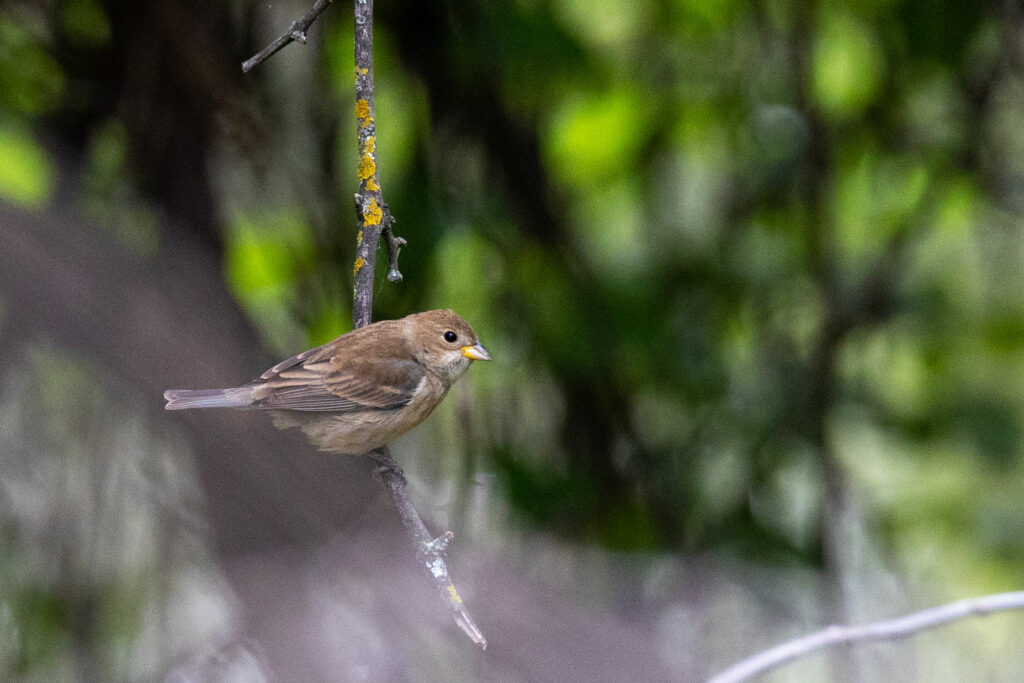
323,357 -> 426,409
249,357 -> 424,412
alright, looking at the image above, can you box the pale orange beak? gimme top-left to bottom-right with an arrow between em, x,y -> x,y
461,343 -> 491,361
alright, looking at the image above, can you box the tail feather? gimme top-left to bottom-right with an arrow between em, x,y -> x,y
163,387 -> 253,410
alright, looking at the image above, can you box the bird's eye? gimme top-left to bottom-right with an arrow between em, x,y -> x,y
443,330 -> 458,343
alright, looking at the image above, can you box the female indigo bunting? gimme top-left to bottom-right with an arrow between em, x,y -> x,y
164,310 -> 490,454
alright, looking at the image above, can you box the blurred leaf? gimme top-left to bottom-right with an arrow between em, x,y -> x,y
673,0 -> 744,34
983,313 -> 1024,354
545,86 -> 651,187
0,13 -> 65,115
811,13 -> 885,118
12,588 -> 66,674
60,0 -> 109,48
834,149 -> 929,263
81,118 -> 159,254
601,500 -> 661,551
0,125 -> 52,208
554,0 -> 646,48
225,210 -> 316,355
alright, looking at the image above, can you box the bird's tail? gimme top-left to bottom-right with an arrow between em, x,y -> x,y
163,387 -> 254,410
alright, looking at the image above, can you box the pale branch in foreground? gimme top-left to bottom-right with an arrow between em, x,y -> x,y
350,0 -> 482,648
708,590 -> 1024,683
242,0 -> 334,73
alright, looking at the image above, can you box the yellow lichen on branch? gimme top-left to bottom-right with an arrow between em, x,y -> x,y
362,198 -> 383,226
355,99 -> 373,128
358,135 -> 380,191
353,257 -> 366,277
358,153 -> 376,182
355,98 -> 371,120
446,585 -> 464,605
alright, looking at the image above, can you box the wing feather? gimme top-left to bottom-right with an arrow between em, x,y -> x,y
259,346 -> 324,380
255,385 -> 365,411
324,359 -> 425,409
249,357 -> 424,413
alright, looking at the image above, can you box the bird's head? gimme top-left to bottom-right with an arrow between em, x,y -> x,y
405,309 -> 491,382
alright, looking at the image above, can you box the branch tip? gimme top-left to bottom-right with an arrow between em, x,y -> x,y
454,611 -> 488,649
710,590 -> 1024,683
383,224 -> 406,283
241,0 -> 334,73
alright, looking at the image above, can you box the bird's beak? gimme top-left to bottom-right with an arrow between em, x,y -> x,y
461,343 -> 491,361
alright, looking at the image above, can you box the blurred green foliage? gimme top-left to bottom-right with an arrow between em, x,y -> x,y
226,209 -> 320,354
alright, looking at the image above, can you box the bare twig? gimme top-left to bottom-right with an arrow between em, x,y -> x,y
241,0 -> 334,73
708,591 -> 1024,683
350,0 -> 481,648
382,223 -> 407,283
373,449 -> 487,648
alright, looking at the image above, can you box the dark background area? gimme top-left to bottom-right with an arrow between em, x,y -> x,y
2,0 -> 1024,680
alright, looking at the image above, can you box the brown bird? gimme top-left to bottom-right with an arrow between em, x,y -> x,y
164,310 -> 491,454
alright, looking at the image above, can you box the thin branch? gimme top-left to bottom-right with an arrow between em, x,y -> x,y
350,0 -> 480,648
373,449 -> 487,648
351,0 -> 404,326
241,0 -> 334,73
708,591 -> 1024,683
